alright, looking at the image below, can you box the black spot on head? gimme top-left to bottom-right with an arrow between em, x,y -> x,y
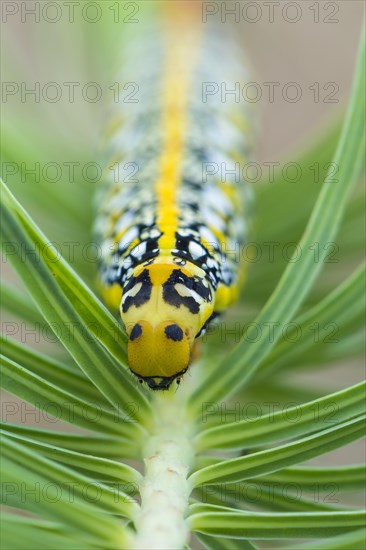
165,324 -> 184,342
130,323 -> 142,341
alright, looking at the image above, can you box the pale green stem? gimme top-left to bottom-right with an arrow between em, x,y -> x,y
131,388 -> 195,550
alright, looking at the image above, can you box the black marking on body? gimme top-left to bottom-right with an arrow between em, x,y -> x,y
162,269 -> 212,314
122,269 -> 152,313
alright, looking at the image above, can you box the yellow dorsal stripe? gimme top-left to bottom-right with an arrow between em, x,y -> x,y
156,22 -> 201,253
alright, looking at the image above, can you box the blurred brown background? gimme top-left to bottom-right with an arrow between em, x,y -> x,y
236,0 -> 364,157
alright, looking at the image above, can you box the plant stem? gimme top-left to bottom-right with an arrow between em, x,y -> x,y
131,390 -> 194,550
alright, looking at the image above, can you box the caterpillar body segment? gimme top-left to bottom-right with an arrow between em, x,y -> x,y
95,12 -> 255,390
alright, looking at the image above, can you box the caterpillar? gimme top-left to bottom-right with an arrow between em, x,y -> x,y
95,5 -> 255,390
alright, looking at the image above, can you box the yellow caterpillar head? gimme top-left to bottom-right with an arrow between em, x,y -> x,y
127,320 -> 191,390
121,259 -> 214,390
